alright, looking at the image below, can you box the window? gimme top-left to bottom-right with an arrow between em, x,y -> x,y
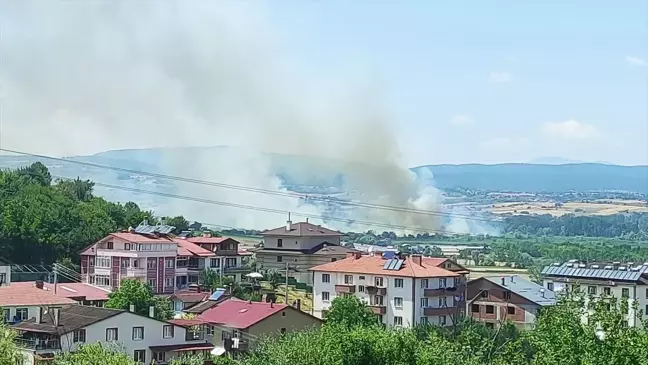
277,239 -> 283,248
107,241 -> 114,249
394,278 -> 404,288
96,256 -> 110,268
373,295 -> 384,306
503,291 -> 511,300
134,350 -> 146,363
645,305 -> 648,316
588,286 -> 597,295
394,316 -> 403,326
394,297 -> 403,308
439,278 -> 447,288
322,292 -> 330,302
486,305 -> 495,314
358,285 -> 365,293
125,243 -> 131,250
547,282 -> 554,291
132,259 -> 140,268
165,278 -> 173,287
282,311 -> 286,317
222,331 -> 232,341
154,352 -> 166,363
73,329 -> 86,343
344,275 -> 353,285
439,315 -> 447,326
15,308 -> 28,321
121,259 -> 129,268
0,273 -> 6,285
420,298 -> 428,308
280,328 -> 286,334
132,327 -> 144,341
471,304 -> 480,313
106,328 -> 118,341
420,317 -> 428,324
147,259 -> 156,269
165,258 -> 174,268
322,274 -> 330,283
507,306 -> 516,315
604,287 -> 611,296
359,276 -> 365,280
163,325 -> 174,339
331,258 -> 337,262
454,277 -> 461,287
225,258 -> 237,268
481,290 -> 489,298
147,279 -> 156,288
277,256 -> 283,263
622,288 -> 630,298
375,277 -> 384,287
438,297 -> 447,307
421,279 -> 429,288
206,325 -> 214,336
96,275 -> 110,287
210,258 -> 220,268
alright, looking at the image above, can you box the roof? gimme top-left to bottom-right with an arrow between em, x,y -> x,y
0,283 -> 77,307
309,255 -> 458,278
169,291 -> 210,304
12,305 -> 123,334
110,232 -> 175,243
256,242 -> 356,255
185,300 -> 220,314
11,282 -> 110,301
541,264 -> 648,282
184,236 -> 233,244
480,275 -> 556,306
167,319 -> 207,327
175,239 -> 215,257
197,298 -> 290,329
261,222 -> 343,237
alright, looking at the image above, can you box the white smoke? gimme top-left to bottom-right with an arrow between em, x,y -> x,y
0,0 -> 483,234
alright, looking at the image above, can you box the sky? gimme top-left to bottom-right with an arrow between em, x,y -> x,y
1,0 -> 647,166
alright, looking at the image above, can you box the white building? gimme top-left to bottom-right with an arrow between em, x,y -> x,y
0,280 -> 77,324
12,304 -> 213,364
0,260 -> 11,286
541,261 -> 648,327
310,253 -> 469,327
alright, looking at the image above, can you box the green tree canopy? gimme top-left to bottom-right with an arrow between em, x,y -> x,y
105,279 -> 173,320
324,295 -> 378,330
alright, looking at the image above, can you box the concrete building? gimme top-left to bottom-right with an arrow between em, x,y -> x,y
541,261 -> 648,327
467,275 -> 556,329
11,304 -> 213,364
0,281 -> 77,325
0,259 -> 11,287
255,221 -> 356,285
175,234 -> 250,283
311,252 -> 469,327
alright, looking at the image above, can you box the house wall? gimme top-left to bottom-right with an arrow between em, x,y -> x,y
0,265 -> 10,286
59,311 -> 199,363
262,235 -> 341,250
468,278 -> 540,327
247,308 -> 321,338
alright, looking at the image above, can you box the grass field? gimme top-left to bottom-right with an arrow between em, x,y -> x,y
260,282 -> 313,313
486,201 -> 648,217
467,266 -> 531,280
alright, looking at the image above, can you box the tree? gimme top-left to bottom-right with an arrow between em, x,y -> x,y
264,269 -> 282,291
424,245 -> 444,258
55,178 -> 95,202
105,279 -> 173,320
324,295 -> 378,329
169,354 -> 211,365
0,322 -> 24,365
54,343 -> 138,364
162,216 -> 190,234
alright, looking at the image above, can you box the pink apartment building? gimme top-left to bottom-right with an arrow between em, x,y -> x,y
80,224 -> 251,294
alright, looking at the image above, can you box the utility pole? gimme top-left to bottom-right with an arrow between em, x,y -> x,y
53,263 -> 58,295
285,262 -> 289,304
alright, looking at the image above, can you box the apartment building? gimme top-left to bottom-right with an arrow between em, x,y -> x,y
175,233 -> 250,283
255,220 -> 356,285
311,252 -> 469,327
467,275 -> 556,329
11,304 -> 213,365
0,259 -> 10,286
541,261 -> 648,327
0,280 -> 77,324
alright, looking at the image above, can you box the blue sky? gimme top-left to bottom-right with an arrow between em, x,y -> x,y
263,1 -> 648,166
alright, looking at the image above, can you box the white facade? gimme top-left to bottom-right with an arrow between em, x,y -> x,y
542,278 -> 648,327
0,264 -> 11,286
312,270 -> 459,328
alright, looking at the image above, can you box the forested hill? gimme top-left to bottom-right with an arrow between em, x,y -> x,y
412,163 -> 648,193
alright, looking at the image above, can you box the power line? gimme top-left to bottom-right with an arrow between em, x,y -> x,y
49,174 -> 496,236
1,148 -> 500,223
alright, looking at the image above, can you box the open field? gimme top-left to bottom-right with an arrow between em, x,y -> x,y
486,201 -> 648,217
223,234 -> 262,249
467,266 -> 531,281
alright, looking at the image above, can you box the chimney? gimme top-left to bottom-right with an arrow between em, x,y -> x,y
149,306 -> 155,318
129,304 -> 135,312
53,308 -> 60,327
510,276 -> 515,283
306,218 -> 309,223
286,220 -> 292,231
411,255 -> 422,266
35,280 -> 44,289
501,277 -> 506,286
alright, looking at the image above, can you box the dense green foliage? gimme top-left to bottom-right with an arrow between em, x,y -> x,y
213,294 -> 648,365
503,213 -> 648,239
105,279 -> 173,320
0,321 -> 23,365
52,342 -> 206,364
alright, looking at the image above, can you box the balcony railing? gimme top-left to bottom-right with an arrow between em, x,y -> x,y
334,284 -> 356,294
366,286 -> 387,296
15,338 -> 61,350
368,305 -> 386,315
423,307 -> 457,316
423,285 -> 464,297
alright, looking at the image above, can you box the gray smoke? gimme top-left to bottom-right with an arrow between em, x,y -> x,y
1,0 -> 453,233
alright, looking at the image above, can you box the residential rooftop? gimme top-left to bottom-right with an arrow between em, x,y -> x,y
174,239 -> 215,257
197,298 -> 292,329
541,260 -> 648,282
261,222 -> 343,237
12,305 -> 123,334
0,282 -> 77,307
309,254 -> 460,278
10,282 -> 110,302
480,275 -> 556,306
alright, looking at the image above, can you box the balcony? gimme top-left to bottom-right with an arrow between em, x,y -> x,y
366,286 -> 387,296
334,284 -> 356,294
423,307 -> 457,316
423,285 -> 463,297
15,338 -> 61,351
369,305 -> 386,315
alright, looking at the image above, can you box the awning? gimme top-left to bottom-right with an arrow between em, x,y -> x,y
150,343 -> 215,352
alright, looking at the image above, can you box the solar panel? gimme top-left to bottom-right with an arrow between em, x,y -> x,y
383,260 -> 392,270
388,259 -> 399,270
393,259 -> 404,271
383,251 -> 396,260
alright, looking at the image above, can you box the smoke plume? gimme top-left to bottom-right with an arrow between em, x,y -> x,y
1,0 -> 457,233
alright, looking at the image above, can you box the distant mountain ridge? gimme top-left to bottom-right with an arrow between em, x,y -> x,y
1,147 -> 646,195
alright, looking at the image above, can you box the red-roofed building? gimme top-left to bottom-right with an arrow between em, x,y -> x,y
310,252 -> 469,328
197,298 -> 321,351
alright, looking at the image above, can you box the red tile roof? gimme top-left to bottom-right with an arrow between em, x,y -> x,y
261,222 -> 342,237
167,319 -> 207,328
0,283 -> 78,306
309,255 -> 459,278
110,232 -> 175,243
197,298 -> 288,329
169,291 -> 210,303
175,239 -> 215,257
23,282 -> 110,301
238,249 -> 252,256
185,237 -> 231,244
